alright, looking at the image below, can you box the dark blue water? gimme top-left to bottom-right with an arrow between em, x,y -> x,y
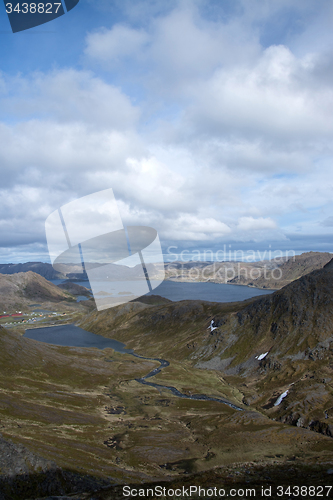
76,295 -> 90,302
24,324 -> 132,353
147,280 -> 273,302
51,279 -> 273,303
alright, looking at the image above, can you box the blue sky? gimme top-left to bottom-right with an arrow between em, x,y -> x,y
0,0 -> 333,263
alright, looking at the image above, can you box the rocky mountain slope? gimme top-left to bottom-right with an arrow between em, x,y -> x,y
0,271 -> 76,310
57,281 -> 91,296
228,251 -> 333,288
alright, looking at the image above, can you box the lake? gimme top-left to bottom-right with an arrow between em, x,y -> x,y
24,324 -> 132,352
148,280 -> 273,302
51,279 -> 274,304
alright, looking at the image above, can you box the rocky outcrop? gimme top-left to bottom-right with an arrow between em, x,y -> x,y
0,434 -> 109,500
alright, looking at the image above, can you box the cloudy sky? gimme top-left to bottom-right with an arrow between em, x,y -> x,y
0,0 -> 333,263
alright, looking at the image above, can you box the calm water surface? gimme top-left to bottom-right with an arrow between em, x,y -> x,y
148,280 -> 273,302
51,279 -> 273,303
24,324 -> 132,352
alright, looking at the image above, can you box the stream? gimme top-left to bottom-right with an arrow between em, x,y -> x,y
24,324 -> 243,412
131,354 -> 243,411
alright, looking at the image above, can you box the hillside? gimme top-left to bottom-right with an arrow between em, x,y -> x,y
1,322 -> 332,498
57,281 -> 91,296
0,271 -> 76,310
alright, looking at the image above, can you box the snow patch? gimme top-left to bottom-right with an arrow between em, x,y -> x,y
274,390 -> 289,406
256,351 -> 269,361
208,320 -> 218,332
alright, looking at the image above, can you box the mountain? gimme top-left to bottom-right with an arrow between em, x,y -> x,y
0,271 -> 76,310
199,258 -> 333,434
228,251 -> 333,288
1,252 -> 330,291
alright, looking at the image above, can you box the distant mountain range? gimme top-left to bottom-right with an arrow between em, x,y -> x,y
165,251 -> 333,289
0,252 -> 331,291
0,261 -> 162,282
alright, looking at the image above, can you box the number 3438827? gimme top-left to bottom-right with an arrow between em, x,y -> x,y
5,3 -> 62,14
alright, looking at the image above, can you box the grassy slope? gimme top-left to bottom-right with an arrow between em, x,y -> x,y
0,271 -> 76,311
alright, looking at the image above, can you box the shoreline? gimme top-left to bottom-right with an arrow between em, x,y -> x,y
165,278 -> 279,291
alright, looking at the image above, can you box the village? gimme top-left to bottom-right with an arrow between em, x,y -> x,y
0,309 -> 69,327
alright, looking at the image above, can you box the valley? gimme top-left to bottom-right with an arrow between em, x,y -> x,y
0,257 -> 333,498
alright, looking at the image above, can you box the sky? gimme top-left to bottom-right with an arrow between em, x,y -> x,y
0,0 -> 333,263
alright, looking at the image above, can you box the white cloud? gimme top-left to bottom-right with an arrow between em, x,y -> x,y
184,45 -> 333,144
1,69 -> 140,130
0,120 -> 145,191
83,2 -> 261,99
161,214 -> 231,242
237,217 -> 277,232
85,25 -> 149,63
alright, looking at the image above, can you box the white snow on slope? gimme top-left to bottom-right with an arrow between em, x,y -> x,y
256,351 -> 269,360
274,390 -> 289,406
208,320 -> 218,332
